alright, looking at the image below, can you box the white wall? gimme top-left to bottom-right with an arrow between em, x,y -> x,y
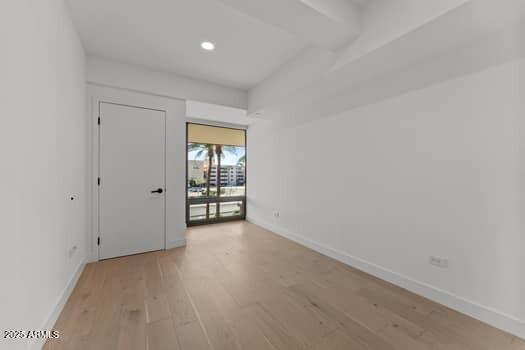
247,59 -> 525,337
0,1 -> 87,349
186,100 -> 254,126
87,56 -> 248,109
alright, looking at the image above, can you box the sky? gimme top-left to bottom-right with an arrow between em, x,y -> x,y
188,145 -> 245,166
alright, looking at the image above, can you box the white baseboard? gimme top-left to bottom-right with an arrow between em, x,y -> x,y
29,261 -> 85,350
167,238 -> 187,249
85,238 -> 188,262
246,216 -> 525,339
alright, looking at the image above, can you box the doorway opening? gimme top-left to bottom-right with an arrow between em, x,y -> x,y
186,123 -> 246,226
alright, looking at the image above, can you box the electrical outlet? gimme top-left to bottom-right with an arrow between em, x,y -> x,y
273,211 -> 280,218
430,256 -> 448,268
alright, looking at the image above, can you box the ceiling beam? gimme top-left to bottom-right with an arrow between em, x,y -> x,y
217,0 -> 361,49
299,0 -> 361,26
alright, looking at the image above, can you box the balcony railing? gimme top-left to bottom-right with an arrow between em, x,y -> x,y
186,195 -> 246,226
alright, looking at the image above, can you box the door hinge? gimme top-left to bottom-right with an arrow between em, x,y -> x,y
97,237 -> 100,246
97,117 -> 101,125
97,177 -> 100,186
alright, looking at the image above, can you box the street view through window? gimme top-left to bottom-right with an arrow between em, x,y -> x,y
187,124 -> 246,224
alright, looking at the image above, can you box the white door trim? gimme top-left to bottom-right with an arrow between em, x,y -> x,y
88,84 -> 187,262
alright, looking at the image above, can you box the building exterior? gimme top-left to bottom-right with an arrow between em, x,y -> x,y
188,160 -> 205,185
190,162 -> 244,187
209,164 -> 245,186
189,160 -> 245,187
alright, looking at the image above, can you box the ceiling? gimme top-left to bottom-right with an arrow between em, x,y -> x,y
249,0 -> 525,125
68,0 -> 521,122
67,0 -> 366,90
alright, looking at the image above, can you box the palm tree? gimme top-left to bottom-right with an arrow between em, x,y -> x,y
188,143 -> 214,219
237,155 -> 246,166
215,145 -> 238,215
188,143 -> 239,220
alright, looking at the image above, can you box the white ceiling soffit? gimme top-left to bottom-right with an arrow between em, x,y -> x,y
249,0 -> 525,120
331,0 -> 472,70
187,100 -> 255,126
248,0 -> 524,113
218,0 -> 361,49
249,0 -> 471,111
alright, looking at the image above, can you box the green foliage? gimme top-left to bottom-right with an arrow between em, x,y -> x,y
237,155 -> 246,166
188,143 -> 214,159
189,178 -> 205,187
188,143 -> 240,160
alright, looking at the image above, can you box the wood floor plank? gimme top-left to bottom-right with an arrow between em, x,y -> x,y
423,308 -> 514,350
257,294 -> 337,346
227,308 -> 277,350
146,319 -> 180,350
139,253 -> 170,325
115,258 -> 148,350
178,270 -> 242,350
174,321 -> 211,350
511,337 -> 525,350
157,255 -> 198,328
44,221 -> 522,350
244,303 -> 307,350
376,323 -> 430,350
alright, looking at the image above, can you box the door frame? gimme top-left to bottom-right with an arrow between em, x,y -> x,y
88,84 -> 187,262
98,101 -> 167,259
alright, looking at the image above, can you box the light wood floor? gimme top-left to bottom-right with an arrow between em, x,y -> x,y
45,221 -> 523,350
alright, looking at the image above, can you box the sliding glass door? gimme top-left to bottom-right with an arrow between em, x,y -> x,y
186,123 -> 246,225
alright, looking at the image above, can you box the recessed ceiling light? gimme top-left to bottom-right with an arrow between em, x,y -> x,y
201,41 -> 215,51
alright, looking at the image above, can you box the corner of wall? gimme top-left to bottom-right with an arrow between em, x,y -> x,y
245,215 -> 525,339
167,238 -> 187,250
28,261 -> 86,350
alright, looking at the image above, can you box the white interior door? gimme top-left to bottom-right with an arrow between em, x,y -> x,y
99,102 -> 166,259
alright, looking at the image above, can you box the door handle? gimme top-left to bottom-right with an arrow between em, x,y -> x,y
151,188 -> 164,194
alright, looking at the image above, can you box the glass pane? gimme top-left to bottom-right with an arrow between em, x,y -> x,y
187,143 -> 218,198
189,203 -> 217,222
218,201 -> 243,218
217,145 -> 245,197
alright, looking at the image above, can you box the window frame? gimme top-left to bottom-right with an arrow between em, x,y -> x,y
185,122 -> 247,226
